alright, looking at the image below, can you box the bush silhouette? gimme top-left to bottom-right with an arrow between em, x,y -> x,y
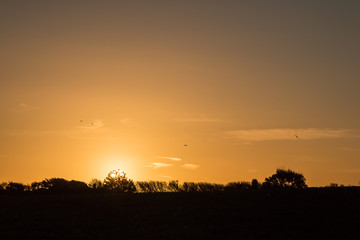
136,181 -> 168,193
168,180 -> 180,192
68,180 -> 88,192
225,181 -> 251,192
88,179 -> 103,190
181,182 -> 198,192
251,179 -> 260,190
6,182 -> 25,192
0,182 -> 7,191
41,178 -> 69,192
30,181 -> 42,191
196,182 -> 224,192
34,178 -> 89,193
136,181 -> 155,193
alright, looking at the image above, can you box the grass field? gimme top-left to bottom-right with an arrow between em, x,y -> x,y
1,188 -> 359,239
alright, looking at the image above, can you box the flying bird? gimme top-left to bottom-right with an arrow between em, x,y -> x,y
295,135 -> 299,140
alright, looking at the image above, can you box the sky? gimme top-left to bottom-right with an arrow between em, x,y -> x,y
1,1 -> 359,186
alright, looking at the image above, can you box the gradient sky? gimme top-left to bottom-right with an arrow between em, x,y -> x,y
1,1 -> 360,186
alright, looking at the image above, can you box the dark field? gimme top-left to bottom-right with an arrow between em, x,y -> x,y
1,188 -> 360,240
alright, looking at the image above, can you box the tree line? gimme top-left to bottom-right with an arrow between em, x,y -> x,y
0,169 -> 308,193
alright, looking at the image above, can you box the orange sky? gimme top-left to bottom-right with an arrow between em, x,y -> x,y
1,1 -> 360,186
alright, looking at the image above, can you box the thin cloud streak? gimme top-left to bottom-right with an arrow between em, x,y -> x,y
342,169 -> 360,173
339,147 -> 360,152
175,116 -> 221,123
6,129 -> 77,137
161,175 -> 173,179
227,128 -> 359,142
5,119 -> 108,138
120,118 -> 134,126
146,162 -> 173,169
10,103 -> 38,112
156,156 -> 182,161
5,129 -> 119,142
182,163 -> 200,170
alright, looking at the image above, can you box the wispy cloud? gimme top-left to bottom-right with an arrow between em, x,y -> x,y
182,163 -> 200,170
145,162 -> 173,169
175,116 -> 221,123
5,119 -> 107,138
339,147 -> 360,152
341,169 -> 360,173
6,129 -> 74,137
120,118 -> 134,126
161,175 -> 173,179
10,103 -> 37,112
227,128 -> 359,142
6,128 -> 113,140
156,156 -> 182,161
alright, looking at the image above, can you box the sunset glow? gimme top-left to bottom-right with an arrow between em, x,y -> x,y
1,1 -> 360,186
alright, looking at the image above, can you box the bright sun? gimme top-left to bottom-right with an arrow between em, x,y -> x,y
99,156 -> 139,180
110,169 -> 125,178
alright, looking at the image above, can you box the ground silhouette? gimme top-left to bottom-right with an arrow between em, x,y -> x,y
1,169 -> 359,239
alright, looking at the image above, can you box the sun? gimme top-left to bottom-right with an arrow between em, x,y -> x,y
98,155 -> 140,180
110,169 -> 125,178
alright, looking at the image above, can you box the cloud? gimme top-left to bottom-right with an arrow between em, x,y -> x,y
341,169 -> 360,173
156,156 -> 182,161
5,119 -> 108,139
227,128 -> 359,142
120,118 -> 134,126
10,103 -> 37,112
175,116 -> 221,123
339,147 -> 360,152
182,163 -> 200,170
6,128 -> 112,140
161,175 -> 173,179
6,129 -> 73,137
77,119 -> 104,129
146,162 -> 173,169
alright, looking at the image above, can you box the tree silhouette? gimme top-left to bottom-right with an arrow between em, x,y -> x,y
103,170 -> 136,193
264,169 -> 307,189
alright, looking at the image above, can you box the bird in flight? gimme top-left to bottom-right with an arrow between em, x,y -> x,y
295,135 -> 299,140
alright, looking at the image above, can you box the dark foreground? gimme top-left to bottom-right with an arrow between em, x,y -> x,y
1,187 -> 359,240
